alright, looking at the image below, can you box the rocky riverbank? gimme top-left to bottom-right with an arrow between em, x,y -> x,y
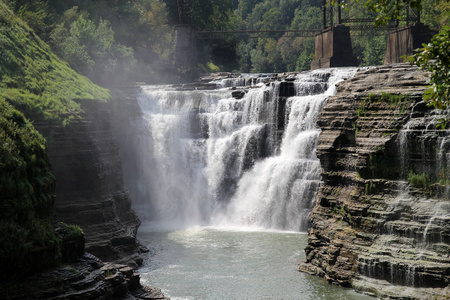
1,246 -> 168,300
299,64 -> 450,299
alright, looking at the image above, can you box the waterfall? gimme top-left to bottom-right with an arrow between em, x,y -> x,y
216,73 -> 276,88
359,105 -> 450,287
131,68 -> 358,231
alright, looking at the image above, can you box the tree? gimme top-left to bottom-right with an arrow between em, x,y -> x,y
350,0 -> 423,26
50,14 -> 135,83
409,25 -> 450,111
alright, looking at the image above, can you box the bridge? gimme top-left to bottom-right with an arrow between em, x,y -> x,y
173,0 -> 435,71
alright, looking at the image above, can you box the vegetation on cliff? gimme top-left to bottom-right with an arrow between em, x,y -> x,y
0,97 -> 60,279
4,0 -> 172,84
0,1 -> 109,125
410,25 -> 450,114
0,1 -> 106,281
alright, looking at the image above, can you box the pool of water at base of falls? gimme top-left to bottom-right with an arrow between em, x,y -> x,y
138,226 -> 372,300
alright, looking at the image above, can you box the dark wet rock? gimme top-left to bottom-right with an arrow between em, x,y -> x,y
232,90 -> 246,99
0,253 -> 169,299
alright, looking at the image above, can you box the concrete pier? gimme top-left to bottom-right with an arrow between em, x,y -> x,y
384,22 -> 435,64
173,24 -> 198,73
311,25 -> 357,70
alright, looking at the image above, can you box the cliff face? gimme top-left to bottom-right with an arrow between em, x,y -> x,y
34,99 -> 143,267
300,64 -> 450,299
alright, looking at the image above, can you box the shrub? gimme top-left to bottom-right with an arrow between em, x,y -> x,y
408,170 -> 432,192
0,98 -> 61,279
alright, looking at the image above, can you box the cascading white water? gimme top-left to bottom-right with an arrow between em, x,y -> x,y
217,73 -> 275,88
133,68 -> 358,231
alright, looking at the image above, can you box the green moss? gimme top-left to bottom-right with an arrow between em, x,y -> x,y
380,92 -> 409,107
406,169 -> 450,197
0,2 -> 110,125
358,152 -> 400,180
408,171 -> 431,189
437,168 -> 450,186
356,93 -> 409,126
199,62 -> 221,73
58,222 -> 83,240
0,97 -> 61,279
366,92 -> 409,106
365,181 -> 379,195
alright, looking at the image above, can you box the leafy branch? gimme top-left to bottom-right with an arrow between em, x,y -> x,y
409,25 -> 450,110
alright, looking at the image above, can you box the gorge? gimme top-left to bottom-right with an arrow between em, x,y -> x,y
2,63 -> 448,299
109,64 -> 449,299
1,2 -> 449,299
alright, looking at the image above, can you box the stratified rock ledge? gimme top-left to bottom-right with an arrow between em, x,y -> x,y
300,64 -> 450,300
0,253 -> 169,300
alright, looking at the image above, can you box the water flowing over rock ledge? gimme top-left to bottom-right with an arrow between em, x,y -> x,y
299,64 -> 450,299
111,68 -> 361,232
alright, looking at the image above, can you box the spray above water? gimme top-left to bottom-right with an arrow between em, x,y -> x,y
132,68 -> 359,231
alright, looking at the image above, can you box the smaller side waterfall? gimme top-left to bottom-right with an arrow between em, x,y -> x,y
357,104 -> 450,290
397,106 -> 450,196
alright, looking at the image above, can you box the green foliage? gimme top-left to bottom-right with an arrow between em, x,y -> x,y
365,181 -> 378,195
58,222 -> 83,240
172,0 -> 239,71
295,38 -> 316,71
352,34 -> 387,67
234,0 -> 321,72
407,168 -> 448,197
409,25 -> 450,116
379,92 -> 409,106
50,13 -> 136,81
5,0 -> 172,83
0,2 -> 110,124
174,0 -> 234,31
408,170 -> 433,193
232,0 -> 448,72
420,0 -> 450,31
4,0 -> 448,79
351,0 -> 422,26
3,0 -> 50,37
0,97 -> 61,278
199,61 -> 221,73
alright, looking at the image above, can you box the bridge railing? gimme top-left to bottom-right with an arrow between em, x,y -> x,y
196,29 -> 321,39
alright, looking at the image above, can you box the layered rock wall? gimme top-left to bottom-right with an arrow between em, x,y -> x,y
34,99 -> 143,267
300,64 -> 450,299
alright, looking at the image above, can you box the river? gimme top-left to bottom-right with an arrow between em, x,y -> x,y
138,226 -> 371,299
